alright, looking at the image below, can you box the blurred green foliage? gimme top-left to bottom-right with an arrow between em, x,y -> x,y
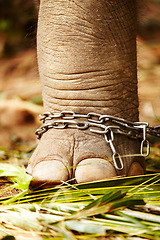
0,0 -> 37,57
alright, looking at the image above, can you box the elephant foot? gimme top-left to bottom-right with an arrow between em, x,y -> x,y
27,126 -> 145,189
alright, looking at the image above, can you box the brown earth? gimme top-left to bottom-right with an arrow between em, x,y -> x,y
0,49 -> 42,146
137,38 -> 160,125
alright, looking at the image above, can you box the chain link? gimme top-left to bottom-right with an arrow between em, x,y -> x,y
35,111 -> 160,170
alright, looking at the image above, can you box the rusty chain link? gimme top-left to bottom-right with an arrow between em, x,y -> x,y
35,111 -> 160,170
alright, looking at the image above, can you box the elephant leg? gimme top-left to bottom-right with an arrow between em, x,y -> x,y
27,0 -> 145,188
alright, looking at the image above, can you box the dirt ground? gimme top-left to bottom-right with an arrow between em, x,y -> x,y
0,39 -> 159,147
137,38 -> 160,125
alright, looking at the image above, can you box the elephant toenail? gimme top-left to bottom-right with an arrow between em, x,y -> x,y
32,160 -> 69,182
26,164 -> 32,175
75,158 -> 117,183
128,162 -> 145,176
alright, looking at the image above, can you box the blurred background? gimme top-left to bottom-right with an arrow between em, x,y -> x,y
0,0 -> 159,148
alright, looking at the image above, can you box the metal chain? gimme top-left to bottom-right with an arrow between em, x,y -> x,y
35,111 -> 160,171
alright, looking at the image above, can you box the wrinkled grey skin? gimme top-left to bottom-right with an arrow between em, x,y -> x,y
27,0 -> 145,188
